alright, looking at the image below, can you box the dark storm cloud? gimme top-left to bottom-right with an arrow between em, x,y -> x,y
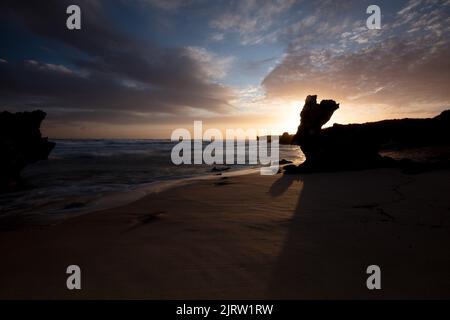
0,0 -> 234,124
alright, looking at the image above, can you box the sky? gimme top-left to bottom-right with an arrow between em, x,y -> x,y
0,0 -> 449,138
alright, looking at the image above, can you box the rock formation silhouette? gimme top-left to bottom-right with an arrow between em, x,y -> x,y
0,110 -> 55,191
286,95 -> 450,173
279,132 -> 294,145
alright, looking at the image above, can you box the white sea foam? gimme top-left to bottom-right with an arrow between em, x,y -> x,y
0,139 -> 304,223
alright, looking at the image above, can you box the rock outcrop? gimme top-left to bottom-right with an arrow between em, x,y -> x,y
0,110 -> 55,190
287,95 -> 450,173
279,132 -> 294,145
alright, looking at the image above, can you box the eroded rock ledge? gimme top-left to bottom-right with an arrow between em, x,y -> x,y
286,95 -> 450,173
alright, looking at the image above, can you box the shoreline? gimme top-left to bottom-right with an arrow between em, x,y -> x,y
79,167 -> 264,220
1,167 -> 449,299
0,166 -> 264,228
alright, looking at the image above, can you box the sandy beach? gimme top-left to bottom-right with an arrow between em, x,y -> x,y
0,168 -> 449,299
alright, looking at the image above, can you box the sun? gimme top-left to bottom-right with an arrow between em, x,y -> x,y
281,101 -> 301,134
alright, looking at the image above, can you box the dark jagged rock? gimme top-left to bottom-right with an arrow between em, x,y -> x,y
279,132 -> 294,145
258,132 -> 294,144
287,95 -> 450,173
0,110 -> 55,190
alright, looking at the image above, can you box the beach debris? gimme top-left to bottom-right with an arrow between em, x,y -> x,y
0,110 -> 55,191
214,176 -> 232,186
211,165 -> 230,172
287,95 -> 450,173
279,159 -> 293,165
214,180 -> 232,186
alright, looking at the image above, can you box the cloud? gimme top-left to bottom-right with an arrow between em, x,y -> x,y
184,46 -> 234,80
25,60 -> 74,74
130,0 -> 197,10
0,0 -> 235,125
397,0 -> 422,16
1,0 -> 450,138
210,0 -> 297,45
210,32 -> 225,42
0,58 -> 233,114
261,0 -> 450,120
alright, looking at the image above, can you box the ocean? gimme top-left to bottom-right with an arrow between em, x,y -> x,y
0,139 -> 305,223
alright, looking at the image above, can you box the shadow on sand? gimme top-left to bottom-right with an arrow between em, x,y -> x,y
265,169 -> 450,299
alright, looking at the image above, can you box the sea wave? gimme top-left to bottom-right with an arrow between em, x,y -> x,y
0,139 -> 304,223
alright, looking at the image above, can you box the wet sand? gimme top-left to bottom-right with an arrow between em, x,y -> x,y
0,169 -> 449,299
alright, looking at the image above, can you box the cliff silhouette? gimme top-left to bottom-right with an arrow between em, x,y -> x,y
0,110 -> 55,191
286,95 -> 450,173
